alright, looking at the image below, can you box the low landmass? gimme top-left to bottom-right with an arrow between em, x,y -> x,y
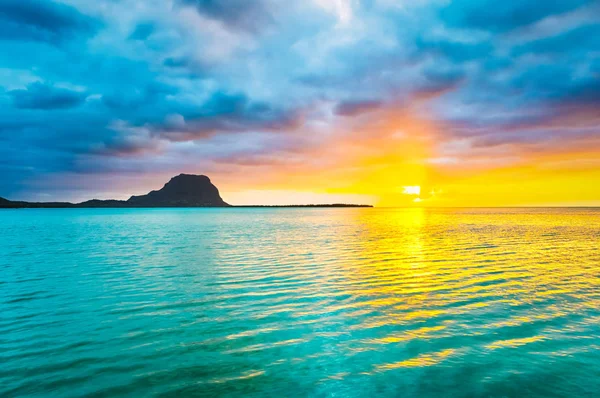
0,174 -> 373,208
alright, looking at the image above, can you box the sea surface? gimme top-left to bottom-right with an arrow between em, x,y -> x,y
1,208 -> 599,397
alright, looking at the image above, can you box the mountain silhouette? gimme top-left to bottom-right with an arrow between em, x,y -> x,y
1,174 -> 229,208
0,174 -> 372,208
125,174 -> 228,207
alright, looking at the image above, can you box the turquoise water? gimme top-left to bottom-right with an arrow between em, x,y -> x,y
1,208 -> 599,397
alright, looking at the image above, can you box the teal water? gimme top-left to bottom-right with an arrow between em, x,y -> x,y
1,208 -> 599,397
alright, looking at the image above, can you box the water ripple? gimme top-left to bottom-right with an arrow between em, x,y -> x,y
1,207 -> 599,397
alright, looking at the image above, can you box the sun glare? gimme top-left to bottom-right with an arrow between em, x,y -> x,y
402,186 -> 421,196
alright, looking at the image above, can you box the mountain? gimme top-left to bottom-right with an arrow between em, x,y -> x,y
126,174 -> 228,207
1,174 -> 229,208
0,174 -> 372,208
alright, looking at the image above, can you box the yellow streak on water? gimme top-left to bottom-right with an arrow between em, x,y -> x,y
486,336 -> 547,350
210,370 -> 266,384
371,325 -> 447,344
374,349 -> 456,372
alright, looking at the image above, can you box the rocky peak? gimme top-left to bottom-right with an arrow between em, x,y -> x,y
126,174 -> 229,207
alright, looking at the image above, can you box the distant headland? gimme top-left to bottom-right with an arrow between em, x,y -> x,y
0,174 -> 372,208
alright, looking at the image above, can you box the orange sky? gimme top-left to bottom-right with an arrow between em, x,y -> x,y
215,106 -> 600,207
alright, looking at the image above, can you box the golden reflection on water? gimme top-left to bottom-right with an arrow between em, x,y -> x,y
212,207 -> 600,391
311,207 -> 600,375
486,335 -> 546,350
2,208 -> 599,396
373,348 -> 456,372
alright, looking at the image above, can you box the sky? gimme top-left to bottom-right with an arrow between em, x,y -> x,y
1,0 -> 599,206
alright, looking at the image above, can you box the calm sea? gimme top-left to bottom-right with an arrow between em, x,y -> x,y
1,208 -> 599,397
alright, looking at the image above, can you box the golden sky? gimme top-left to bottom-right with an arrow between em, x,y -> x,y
219,106 -> 600,207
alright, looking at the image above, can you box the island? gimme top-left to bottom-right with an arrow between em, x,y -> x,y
0,174 -> 373,208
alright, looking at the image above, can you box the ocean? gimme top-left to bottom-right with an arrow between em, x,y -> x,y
1,208 -> 599,397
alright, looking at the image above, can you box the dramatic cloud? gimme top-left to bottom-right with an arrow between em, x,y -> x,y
0,0 -> 100,44
439,0 -> 594,32
9,83 -> 87,109
0,0 -> 598,204
177,0 -> 274,33
128,22 -> 156,41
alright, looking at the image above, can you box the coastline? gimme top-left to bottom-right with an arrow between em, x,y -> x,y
0,200 -> 373,209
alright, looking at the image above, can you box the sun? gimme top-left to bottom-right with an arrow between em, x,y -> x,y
402,186 -> 421,196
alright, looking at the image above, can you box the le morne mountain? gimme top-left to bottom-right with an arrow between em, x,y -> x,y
0,174 -> 372,208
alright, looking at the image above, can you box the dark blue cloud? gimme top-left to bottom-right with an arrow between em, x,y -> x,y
163,56 -> 190,68
157,91 -> 303,142
440,0 -> 593,32
8,82 -> 87,110
507,59 -> 600,106
128,22 -> 155,41
513,24 -> 600,57
0,0 -> 100,44
415,38 -> 493,62
177,0 -> 273,32
101,81 -> 178,115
